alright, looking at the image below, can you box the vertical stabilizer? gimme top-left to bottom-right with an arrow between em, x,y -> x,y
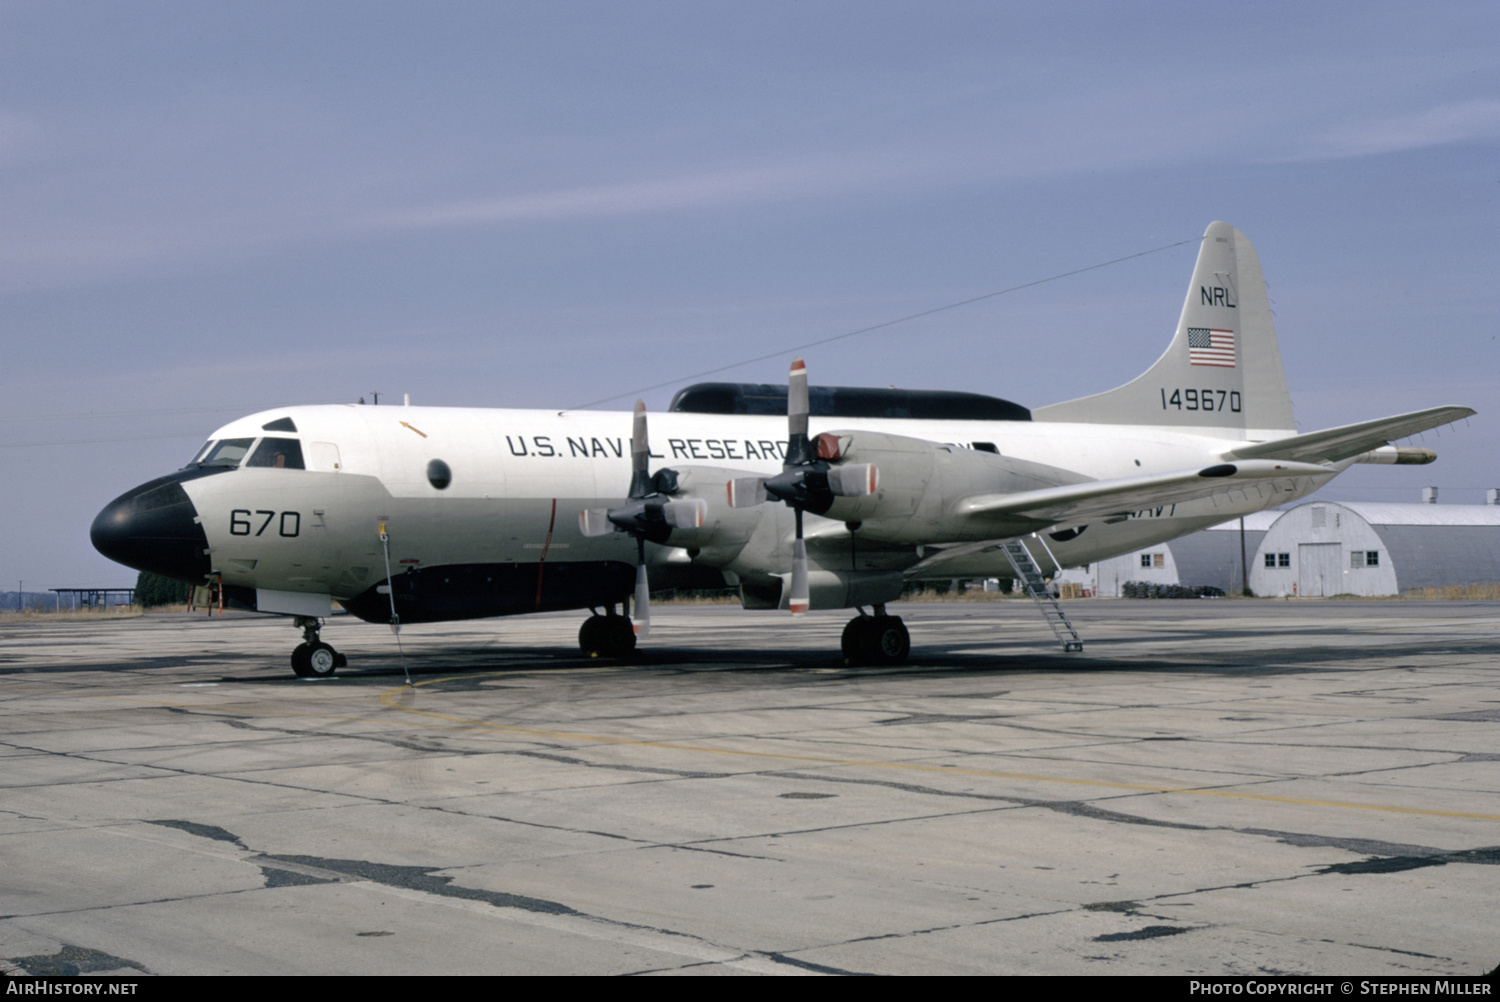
1033,222 -> 1296,437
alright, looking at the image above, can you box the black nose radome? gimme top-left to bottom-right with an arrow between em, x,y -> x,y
91,472 -> 213,582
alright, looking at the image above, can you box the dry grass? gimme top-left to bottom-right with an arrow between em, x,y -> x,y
897,588 -> 1022,603
0,606 -> 144,624
1402,583 -> 1500,601
650,592 -> 742,605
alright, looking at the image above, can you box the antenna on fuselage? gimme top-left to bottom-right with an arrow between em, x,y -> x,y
377,520 -> 413,687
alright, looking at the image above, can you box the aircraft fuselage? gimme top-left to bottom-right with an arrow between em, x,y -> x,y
92,401 -> 1327,624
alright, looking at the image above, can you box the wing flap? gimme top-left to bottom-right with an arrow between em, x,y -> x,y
1225,406 -> 1474,464
954,459 -> 1332,527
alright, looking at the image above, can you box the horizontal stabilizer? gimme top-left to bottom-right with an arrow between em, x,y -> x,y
954,459 -> 1332,528
1226,406 -> 1475,465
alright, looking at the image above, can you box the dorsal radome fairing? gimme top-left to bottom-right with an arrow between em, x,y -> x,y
1033,222 -> 1296,437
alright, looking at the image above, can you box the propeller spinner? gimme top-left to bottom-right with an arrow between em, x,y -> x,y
579,401 -> 706,637
728,359 -> 877,615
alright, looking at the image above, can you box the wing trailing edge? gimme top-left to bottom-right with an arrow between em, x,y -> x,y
952,459 -> 1333,528
1224,406 -> 1475,465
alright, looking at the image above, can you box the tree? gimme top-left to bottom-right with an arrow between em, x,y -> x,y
135,571 -> 192,608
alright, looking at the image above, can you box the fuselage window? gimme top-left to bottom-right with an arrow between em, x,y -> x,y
199,438 -> 256,468
245,437 -> 306,470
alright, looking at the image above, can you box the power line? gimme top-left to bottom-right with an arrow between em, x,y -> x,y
0,403 -> 273,425
0,432 -> 203,450
564,234 -> 1203,411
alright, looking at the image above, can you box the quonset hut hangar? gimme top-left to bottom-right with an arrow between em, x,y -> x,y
1056,493 -> 1500,598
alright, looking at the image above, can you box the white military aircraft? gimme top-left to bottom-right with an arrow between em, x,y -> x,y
92,222 -> 1472,676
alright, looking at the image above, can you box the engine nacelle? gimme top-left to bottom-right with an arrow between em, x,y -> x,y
651,465 -> 772,562
818,431 -> 1091,544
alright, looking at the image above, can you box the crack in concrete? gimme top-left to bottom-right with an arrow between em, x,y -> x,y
203,712 -> 738,779
874,712 -> 1015,727
767,770 -> 1212,830
120,818 -> 829,971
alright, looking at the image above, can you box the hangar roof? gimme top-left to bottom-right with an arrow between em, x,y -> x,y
1319,502 -> 1500,526
1203,510 -> 1282,532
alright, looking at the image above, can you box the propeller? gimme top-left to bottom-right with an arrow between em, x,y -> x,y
728,359 -> 877,615
579,401 -> 706,637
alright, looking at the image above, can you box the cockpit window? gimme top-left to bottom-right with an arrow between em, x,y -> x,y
187,440 -> 217,466
198,438 -> 255,467
245,437 -> 305,470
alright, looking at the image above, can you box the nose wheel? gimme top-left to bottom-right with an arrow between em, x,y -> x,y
841,610 -> 910,666
291,616 -> 346,677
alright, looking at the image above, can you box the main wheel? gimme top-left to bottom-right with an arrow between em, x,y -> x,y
867,616 -> 910,666
602,615 -> 636,658
841,617 -> 871,664
291,642 -> 313,677
579,615 -> 636,657
579,615 -> 607,656
305,641 -> 339,678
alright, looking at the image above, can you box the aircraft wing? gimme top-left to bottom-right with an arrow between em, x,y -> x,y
1224,406 -> 1475,465
952,459 -> 1333,528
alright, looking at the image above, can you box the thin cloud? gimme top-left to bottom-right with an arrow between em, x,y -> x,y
370,156 -> 916,230
1292,99 -> 1500,161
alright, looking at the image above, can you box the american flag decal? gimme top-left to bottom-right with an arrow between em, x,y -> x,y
1187,327 -> 1235,367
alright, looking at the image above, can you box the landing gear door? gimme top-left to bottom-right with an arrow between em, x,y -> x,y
307,442 -> 342,472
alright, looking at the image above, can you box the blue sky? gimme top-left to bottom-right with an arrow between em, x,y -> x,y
3,2 -> 1497,590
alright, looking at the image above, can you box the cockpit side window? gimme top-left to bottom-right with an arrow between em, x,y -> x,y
245,437 -> 305,470
199,438 -> 256,467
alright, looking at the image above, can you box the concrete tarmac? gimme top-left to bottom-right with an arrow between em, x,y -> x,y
2,599 -> 1497,976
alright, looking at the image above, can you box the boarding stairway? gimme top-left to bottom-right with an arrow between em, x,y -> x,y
1002,539 -> 1084,653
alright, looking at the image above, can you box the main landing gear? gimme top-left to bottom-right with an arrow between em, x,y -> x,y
578,606 -> 636,658
841,606 -> 910,666
291,615 -> 347,678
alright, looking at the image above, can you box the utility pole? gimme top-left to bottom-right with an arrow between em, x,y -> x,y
1239,518 -> 1249,596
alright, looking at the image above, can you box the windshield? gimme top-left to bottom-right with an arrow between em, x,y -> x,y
245,437 -> 305,470
198,438 -> 255,468
186,440 -> 217,467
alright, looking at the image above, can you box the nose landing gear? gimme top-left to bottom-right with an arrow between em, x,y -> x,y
291,616 -> 346,678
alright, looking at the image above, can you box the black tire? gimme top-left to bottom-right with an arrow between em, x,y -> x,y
305,642 -> 339,677
841,617 -> 872,664
602,615 -> 636,658
580,615 -> 635,657
291,643 -> 313,677
867,616 -> 910,666
579,615 -> 607,656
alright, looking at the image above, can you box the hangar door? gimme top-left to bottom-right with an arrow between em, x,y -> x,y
1298,543 -> 1342,597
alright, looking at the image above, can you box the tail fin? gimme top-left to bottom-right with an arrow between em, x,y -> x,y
1033,221 -> 1296,438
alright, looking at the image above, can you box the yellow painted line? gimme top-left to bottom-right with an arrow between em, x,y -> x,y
375,672 -> 1500,823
